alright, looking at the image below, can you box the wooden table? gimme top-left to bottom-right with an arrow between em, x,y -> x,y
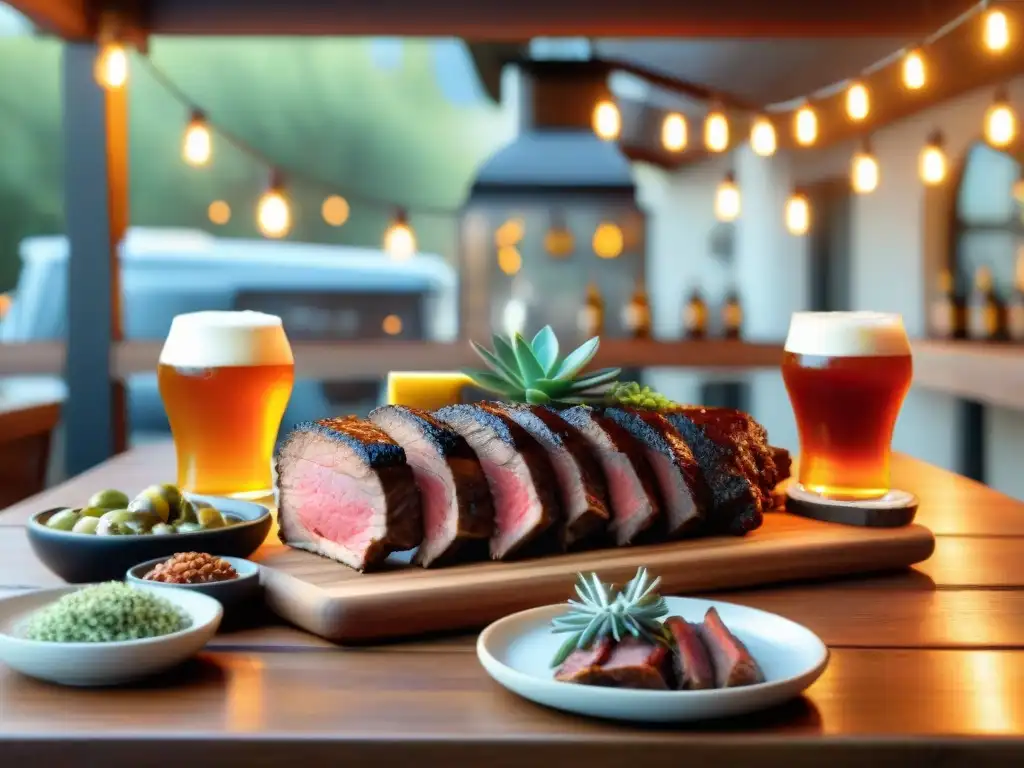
1,444 -> 1023,766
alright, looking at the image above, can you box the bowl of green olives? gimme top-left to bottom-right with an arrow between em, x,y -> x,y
27,484 -> 273,583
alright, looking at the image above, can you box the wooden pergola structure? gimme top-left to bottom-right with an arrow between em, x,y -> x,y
0,0 -> 1009,476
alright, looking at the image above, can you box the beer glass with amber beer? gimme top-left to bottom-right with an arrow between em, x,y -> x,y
158,311 -> 294,498
782,312 -> 912,501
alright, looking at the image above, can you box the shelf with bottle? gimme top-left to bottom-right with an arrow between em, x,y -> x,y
682,285 -> 744,340
933,253 -> 1024,344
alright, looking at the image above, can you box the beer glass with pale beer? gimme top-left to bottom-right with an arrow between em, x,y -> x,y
158,311 -> 294,498
781,312 -> 912,501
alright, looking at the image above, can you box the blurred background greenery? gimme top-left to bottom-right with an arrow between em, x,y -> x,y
0,31 -> 514,291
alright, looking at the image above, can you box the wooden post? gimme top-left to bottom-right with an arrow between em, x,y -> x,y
61,43 -> 129,476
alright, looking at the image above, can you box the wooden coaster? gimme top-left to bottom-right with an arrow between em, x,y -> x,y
785,484 -> 919,528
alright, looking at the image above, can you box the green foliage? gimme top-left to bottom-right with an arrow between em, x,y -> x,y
605,381 -> 678,411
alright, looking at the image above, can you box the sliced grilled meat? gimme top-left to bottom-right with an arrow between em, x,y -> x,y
493,403 -> 610,549
682,407 -> 779,506
368,405 -> 493,567
554,637 -> 614,684
434,403 -> 561,560
600,407 -> 708,538
275,417 -> 422,571
580,636 -> 672,689
557,405 -> 663,545
699,607 -> 765,688
664,616 -> 715,690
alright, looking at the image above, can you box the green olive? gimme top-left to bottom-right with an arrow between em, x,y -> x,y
150,523 -> 175,536
196,506 -> 226,529
86,489 -> 130,510
174,521 -> 204,534
71,516 -> 100,535
79,506 -> 107,519
95,513 -> 132,536
123,511 -> 161,534
46,509 -> 80,531
128,494 -> 170,524
137,484 -> 182,522
174,499 -> 198,524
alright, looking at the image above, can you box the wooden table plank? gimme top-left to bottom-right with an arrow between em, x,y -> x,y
916,536 -> 1024,588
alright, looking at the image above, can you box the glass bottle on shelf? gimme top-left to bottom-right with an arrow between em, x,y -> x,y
967,265 -> 1003,342
682,288 -> 708,339
721,288 -> 743,340
622,280 -> 652,339
1006,251 -> 1024,342
929,268 -> 963,340
578,282 -> 604,339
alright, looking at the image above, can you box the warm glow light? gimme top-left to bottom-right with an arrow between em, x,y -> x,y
851,148 -> 880,194
382,314 -> 403,335
322,195 -> 350,226
704,110 -> 729,152
94,43 -> 128,89
985,92 -> 1017,148
750,116 -> 777,157
592,100 -> 621,141
257,187 -> 291,239
384,210 -> 416,261
984,9 -> 1010,53
902,49 -> 926,90
497,246 -> 523,275
495,218 -> 525,247
919,132 -> 948,186
794,105 -> 818,146
592,222 -> 624,259
845,82 -> 870,121
207,200 -> 231,225
714,173 -> 740,222
661,112 -> 688,152
785,193 -> 811,236
544,225 -> 574,258
182,113 -> 212,167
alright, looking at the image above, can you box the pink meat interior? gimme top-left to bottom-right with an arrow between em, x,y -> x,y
481,457 -> 536,553
603,452 -> 653,538
290,458 -> 380,555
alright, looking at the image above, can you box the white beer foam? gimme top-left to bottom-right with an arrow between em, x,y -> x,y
159,310 -> 294,368
784,311 -> 910,357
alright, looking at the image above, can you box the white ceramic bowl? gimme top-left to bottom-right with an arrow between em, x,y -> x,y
0,584 -> 223,687
477,595 -> 829,723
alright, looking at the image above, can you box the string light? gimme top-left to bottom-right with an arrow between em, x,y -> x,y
784,192 -> 811,236
851,141 -> 880,194
794,104 -> 818,146
207,200 -> 231,225
845,82 -> 870,122
256,173 -> 291,239
984,7 -> 1010,52
592,99 -> 621,141
901,49 -> 927,91
750,116 -> 777,157
984,87 -> 1017,148
593,222 -> 624,259
704,108 -> 729,152
384,208 -> 416,261
94,43 -> 128,90
714,172 -> 740,222
919,130 -> 948,186
321,195 -> 350,226
182,110 -> 212,167
661,112 -> 688,152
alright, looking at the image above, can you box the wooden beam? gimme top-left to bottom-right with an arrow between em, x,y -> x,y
6,0 -> 93,39
61,43 -> 129,477
145,0 -> 977,38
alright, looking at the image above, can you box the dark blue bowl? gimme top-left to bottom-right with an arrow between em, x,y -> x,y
27,494 -> 273,584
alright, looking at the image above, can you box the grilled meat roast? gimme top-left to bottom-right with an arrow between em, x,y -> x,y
275,402 -> 791,571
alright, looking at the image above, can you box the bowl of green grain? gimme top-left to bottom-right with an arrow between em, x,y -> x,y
0,581 -> 222,687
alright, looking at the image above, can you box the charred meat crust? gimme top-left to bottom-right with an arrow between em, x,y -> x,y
287,416 -> 408,468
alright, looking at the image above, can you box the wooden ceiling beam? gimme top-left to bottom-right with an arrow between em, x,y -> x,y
7,0 -> 93,39
144,0 -> 977,38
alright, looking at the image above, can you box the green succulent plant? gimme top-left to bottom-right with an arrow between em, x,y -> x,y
463,326 -> 621,407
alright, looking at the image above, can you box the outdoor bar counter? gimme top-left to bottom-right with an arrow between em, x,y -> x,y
0,441 -> 1022,766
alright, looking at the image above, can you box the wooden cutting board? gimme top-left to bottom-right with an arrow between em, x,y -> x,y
253,509 -> 935,644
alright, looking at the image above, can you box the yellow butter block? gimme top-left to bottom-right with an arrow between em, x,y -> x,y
386,371 -> 472,410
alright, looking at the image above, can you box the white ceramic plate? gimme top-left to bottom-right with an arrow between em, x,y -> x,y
477,596 -> 829,723
0,584 -> 223,687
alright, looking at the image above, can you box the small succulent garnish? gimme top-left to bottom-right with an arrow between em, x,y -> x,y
463,326 -> 621,408
606,381 -> 678,411
549,566 -> 670,667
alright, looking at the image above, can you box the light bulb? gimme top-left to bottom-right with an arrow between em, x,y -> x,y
985,91 -> 1017,148
919,131 -> 947,186
846,82 -> 870,122
714,172 -> 740,222
182,112 -> 212,167
384,209 -> 416,261
984,8 -> 1010,53
851,148 -> 880,194
902,49 -> 926,90
785,193 -> 810,236
256,183 -> 291,239
94,43 -> 128,89
207,200 -> 231,225
705,110 -> 729,152
592,222 -> 624,259
750,116 -> 777,157
794,104 -> 818,146
592,99 -> 621,141
661,112 -> 687,152
322,195 -> 350,226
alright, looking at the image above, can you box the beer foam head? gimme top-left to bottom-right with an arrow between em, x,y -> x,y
159,311 -> 294,368
784,311 -> 910,357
